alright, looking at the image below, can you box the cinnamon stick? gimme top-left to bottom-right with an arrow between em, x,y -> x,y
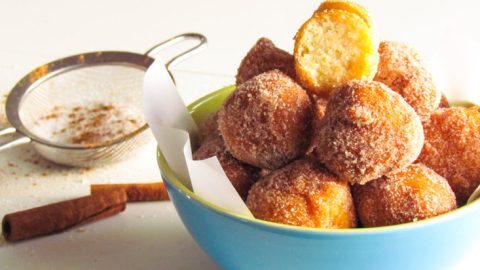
90,182 -> 169,202
2,190 -> 127,242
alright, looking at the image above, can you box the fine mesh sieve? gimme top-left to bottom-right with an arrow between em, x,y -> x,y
0,33 -> 207,167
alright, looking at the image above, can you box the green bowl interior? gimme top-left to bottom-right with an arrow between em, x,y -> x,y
158,85 -> 480,235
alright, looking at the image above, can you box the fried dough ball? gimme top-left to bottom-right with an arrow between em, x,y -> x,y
236,38 -> 296,85
218,152 -> 260,200
192,135 -> 224,161
354,164 -> 457,227
312,80 -> 424,185
439,94 -> 449,108
194,112 -> 225,157
259,169 -> 272,178
218,70 -> 313,170
193,112 -> 260,200
195,150 -> 260,200
306,94 -> 328,158
417,107 -> 480,205
309,94 -> 329,136
294,6 -> 379,96
198,112 -> 221,144
247,158 -> 357,228
310,94 -> 329,126
374,41 -> 440,120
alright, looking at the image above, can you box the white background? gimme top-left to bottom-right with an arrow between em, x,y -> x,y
0,0 -> 478,269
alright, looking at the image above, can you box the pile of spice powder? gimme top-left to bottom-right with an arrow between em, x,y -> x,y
32,102 -> 144,146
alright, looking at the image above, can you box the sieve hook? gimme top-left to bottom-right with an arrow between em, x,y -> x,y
144,33 -> 207,70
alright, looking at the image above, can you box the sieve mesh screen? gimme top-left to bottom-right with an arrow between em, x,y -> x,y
19,64 -> 147,146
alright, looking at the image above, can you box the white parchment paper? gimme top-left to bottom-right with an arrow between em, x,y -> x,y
143,58 -> 252,217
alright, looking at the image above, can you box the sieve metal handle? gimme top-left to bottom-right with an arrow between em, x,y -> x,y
0,127 -> 31,152
144,33 -> 207,69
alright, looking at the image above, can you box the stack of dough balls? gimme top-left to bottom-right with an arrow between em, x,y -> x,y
194,0 -> 476,229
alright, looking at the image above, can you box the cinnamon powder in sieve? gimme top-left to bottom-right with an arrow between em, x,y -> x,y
33,102 -> 144,146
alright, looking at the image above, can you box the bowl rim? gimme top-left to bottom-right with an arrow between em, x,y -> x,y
158,85 -> 480,236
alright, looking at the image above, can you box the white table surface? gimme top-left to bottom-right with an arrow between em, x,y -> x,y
0,0 -> 478,269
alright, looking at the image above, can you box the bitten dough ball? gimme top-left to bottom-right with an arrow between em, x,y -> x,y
354,164 -> 457,227
417,107 -> 480,205
236,38 -> 296,85
294,6 -> 379,96
218,70 -> 313,170
312,80 -> 424,185
247,158 -> 357,228
374,41 -> 440,120
193,112 -> 260,200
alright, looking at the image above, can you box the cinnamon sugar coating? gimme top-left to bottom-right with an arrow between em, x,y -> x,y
198,112 -> 222,144
192,135 -> 225,161
439,94 -> 449,108
354,164 -> 457,227
193,112 -> 260,200
246,158 -> 357,228
310,94 -> 329,128
194,112 -> 225,158
218,70 -> 313,170
374,41 -> 440,120
306,94 -> 328,158
312,80 -> 424,184
217,152 -> 260,200
417,107 -> 480,205
236,38 -> 296,85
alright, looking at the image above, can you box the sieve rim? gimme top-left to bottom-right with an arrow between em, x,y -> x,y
6,51 -> 155,150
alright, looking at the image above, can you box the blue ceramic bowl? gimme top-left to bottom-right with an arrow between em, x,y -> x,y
158,86 -> 480,270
